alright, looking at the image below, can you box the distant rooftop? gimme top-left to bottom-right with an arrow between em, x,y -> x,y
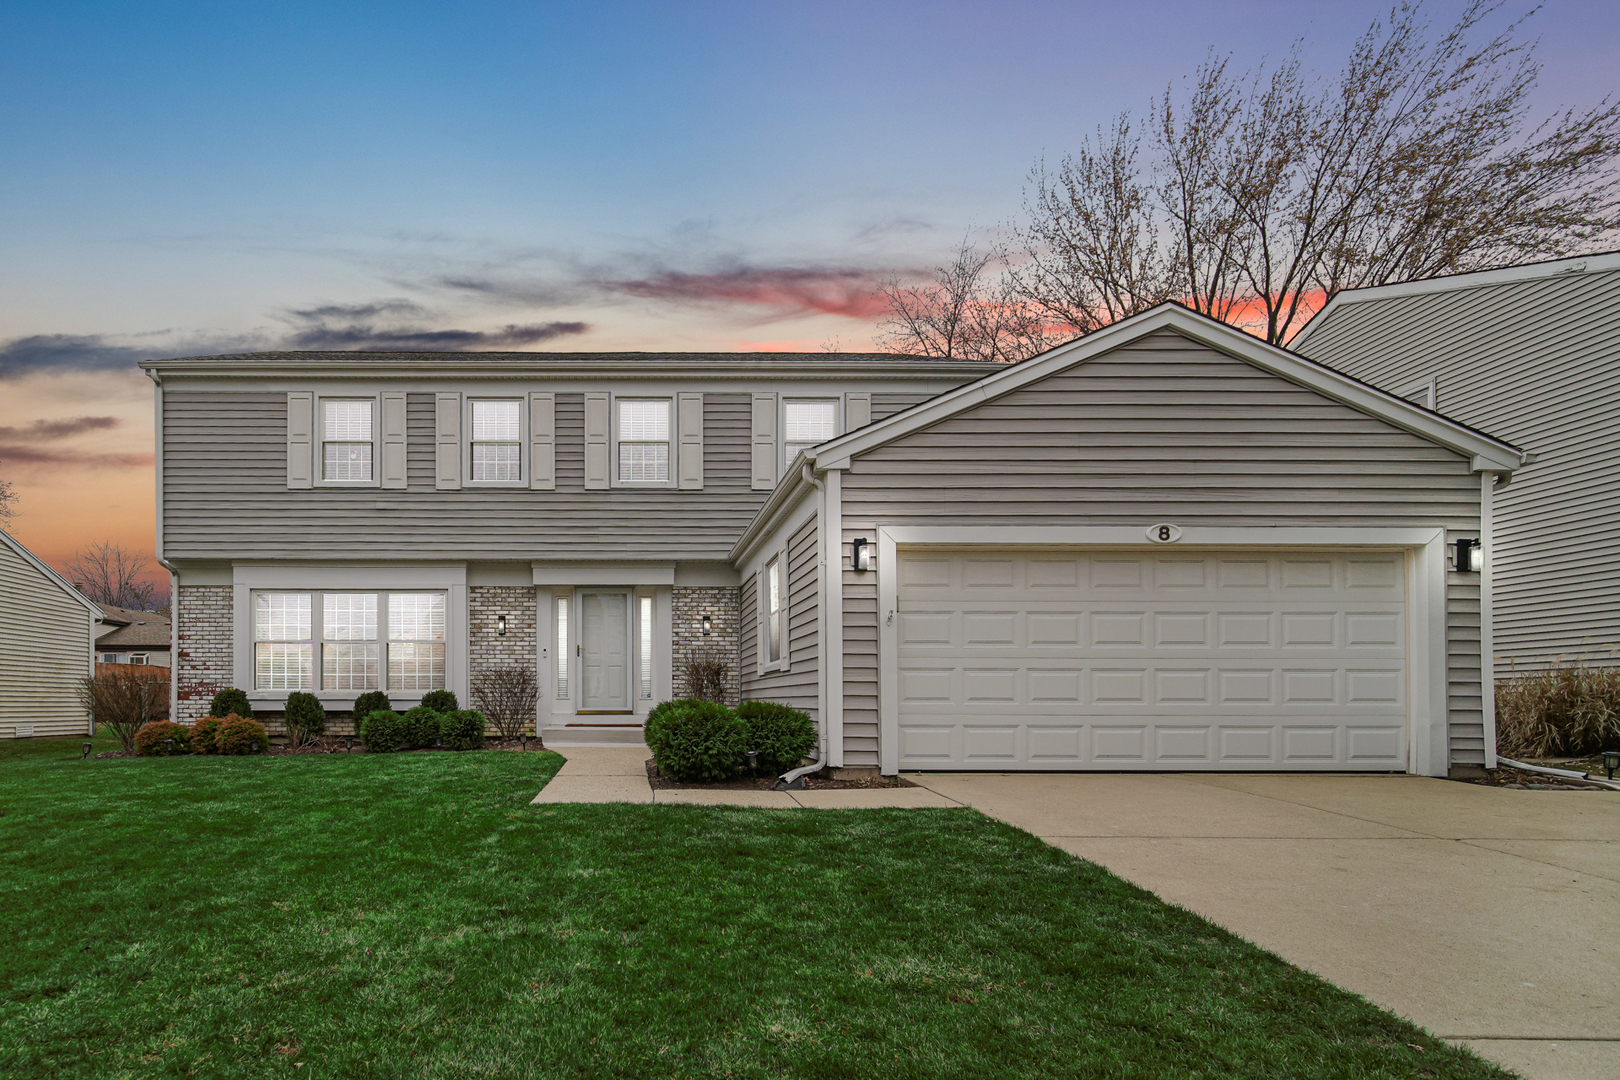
141,350 -> 1000,370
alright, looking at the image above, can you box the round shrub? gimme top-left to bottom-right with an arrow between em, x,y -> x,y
188,716 -> 224,754
361,710 -> 406,753
442,709 -> 486,750
644,700 -> 747,782
208,688 -> 253,720
647,698 -> 708,730
134,720 -> 191,756
401,705 -> 443,749
283,691 -> 327,745
217,716 -> 269,755
420,689 -> 458,713
351,690 -> 392,729
736,700 -> 818,774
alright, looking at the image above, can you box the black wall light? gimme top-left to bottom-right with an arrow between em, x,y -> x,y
1455,538 -> 1482,573
701,614 -> 713,636
497,614 -> 508,637
852,537 -> 873,572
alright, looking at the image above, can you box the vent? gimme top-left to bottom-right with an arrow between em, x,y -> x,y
14,725 -> 34,739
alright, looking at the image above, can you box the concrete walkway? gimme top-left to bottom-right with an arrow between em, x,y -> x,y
909,772 -> 1620,1080
528,747 -> 959,808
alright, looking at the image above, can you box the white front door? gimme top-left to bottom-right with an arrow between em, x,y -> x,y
579,590 -> 631,712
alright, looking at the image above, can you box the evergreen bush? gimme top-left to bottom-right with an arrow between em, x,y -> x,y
351,691 -> 391,729
207,688 -> 253,720
401,705 -> 443,749
736,700 -> 817,774
361,710 -> 406,753
442,710 -> 487,750
420,689 -> 458,713
283,691 -> 327,746
644,700 -> 747,782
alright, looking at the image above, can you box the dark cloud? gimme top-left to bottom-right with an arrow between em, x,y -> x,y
285,299 -> 428,321
0,443 -> 151,468
285,321 -> 591,350
0,335 -> 173,376
598,266 -> 896,320
424,276 -> 592,307
0,416 -> 121,440
854,217 -> 935,242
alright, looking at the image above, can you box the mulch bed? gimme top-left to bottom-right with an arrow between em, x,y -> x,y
93,737 -> 553,759
645,757 -> 913,791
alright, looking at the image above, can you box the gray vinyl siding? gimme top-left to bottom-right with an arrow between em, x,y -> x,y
738,517 -> 820,722
739,571 -> 757,679
871,393 -> 935,422
1298,266 -> 1620,669
839,328 -> 1486,767
0,540 -> 93,737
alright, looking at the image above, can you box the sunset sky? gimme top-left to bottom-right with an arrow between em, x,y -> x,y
3,0 -> 1616,587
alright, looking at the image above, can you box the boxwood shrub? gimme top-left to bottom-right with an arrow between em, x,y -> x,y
420,689 -> 458,713
188,716 -> 224,754
351,691 -> 391,729
217,716 -> 269,755
644,700 -> 748,782
442,709 -> 486,751
361,710 -> 406,753
736,700 -> 817,774
134,720 -> 190,756
207,688 -> 253,720
283,691 -> 327,745
401,705 -> 443,749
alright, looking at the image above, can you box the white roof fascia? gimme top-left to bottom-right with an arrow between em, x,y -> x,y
814,304 -> 1524,473
1291,250 -> 1620,350
0,530 -> 103,618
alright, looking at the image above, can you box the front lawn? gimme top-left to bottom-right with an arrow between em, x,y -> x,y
1,739 -> 1507,1078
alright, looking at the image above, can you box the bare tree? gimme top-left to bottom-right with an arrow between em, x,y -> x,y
1009,1 -> 1620,345
877,238 -> 1067,363
67,541 -> 158,610
470,665 -> 539,742
77,668 -> 169,752
0,470 -> 15,524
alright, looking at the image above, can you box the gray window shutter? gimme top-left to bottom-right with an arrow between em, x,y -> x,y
846,392 -> 871,431
751,392 -> 777,490
380,391 -> 408,489
530,392 -> 555,490
287,392 -> 313,488
435,392 -> 462,490
677,392 -> 704,491
584,392 -> 610,490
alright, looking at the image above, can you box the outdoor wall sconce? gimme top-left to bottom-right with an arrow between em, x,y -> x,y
1455,537 -> 1482,573
701,614 -> 713,636
497,614 -> 508,637
852,537 -> 873,572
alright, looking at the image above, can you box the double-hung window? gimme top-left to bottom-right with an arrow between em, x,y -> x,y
617,398 -> 671,483
322,399 -> 374,482
470,399 -> 522,482
252,590 -> 445,694
784,399 -> 837,470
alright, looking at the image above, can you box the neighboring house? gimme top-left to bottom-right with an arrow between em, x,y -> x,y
143,307 -> 1524,776
0,530 -> 100,737
94,603 -> 173,667
1292,252 -> 1620,674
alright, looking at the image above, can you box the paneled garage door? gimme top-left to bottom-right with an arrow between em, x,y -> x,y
895,548 -> 1408,770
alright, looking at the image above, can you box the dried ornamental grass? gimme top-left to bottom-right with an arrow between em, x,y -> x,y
1495,663 -> 1620,758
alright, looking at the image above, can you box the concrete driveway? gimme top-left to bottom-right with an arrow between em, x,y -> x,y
910,772 -> 1620,1080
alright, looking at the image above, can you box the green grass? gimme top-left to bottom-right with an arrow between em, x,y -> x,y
0,737 -> 1508,1079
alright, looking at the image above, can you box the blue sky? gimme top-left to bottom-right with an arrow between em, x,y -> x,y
1,0 -> 1616,565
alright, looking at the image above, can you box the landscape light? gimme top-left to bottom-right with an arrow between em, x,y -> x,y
1604,750 -> 1619,781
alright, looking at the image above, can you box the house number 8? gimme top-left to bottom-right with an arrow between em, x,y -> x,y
1146,523 -> 1183,544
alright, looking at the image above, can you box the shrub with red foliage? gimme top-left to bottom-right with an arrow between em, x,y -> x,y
189,716 -> 225,754
134,720 -> 191,756
217,715 -> 269,755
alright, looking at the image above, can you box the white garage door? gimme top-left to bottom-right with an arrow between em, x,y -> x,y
895,548 -> 1408,770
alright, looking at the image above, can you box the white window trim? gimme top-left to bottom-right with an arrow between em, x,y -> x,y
758,549 -> 790,674
129,653 -> 150,665
1402,378 -> 1438,411
316,395 -> 381,487
248,588 -> 449,698
464,396 -> 528,486
780,395 -> 843,473
611,394 -> 676,489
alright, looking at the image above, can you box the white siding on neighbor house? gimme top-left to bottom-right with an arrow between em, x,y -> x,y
738,515 -> 820,723
838,329 -> 1486,767
1296,265 -> 1620,668
0,538 -> 94,737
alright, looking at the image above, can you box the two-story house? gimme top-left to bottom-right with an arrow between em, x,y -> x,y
144,304 -> 1525,776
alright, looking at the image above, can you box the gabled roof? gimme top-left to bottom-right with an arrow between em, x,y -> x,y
94,603 -> 171,648
0,530 -> 103,619
806,303 -> 1525,474
1290,250 -> 1620,351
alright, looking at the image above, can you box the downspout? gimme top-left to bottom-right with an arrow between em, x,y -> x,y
775,461 -> 828,790
1480,472 -> 1498,771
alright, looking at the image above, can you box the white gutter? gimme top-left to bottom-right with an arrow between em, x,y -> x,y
1481,473 -> 1498,770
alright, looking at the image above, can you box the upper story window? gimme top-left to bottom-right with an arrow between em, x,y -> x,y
471,398 -> 522,482
618,398 -> 670,483
784,399 -> 837,470
322,400 -> 374,482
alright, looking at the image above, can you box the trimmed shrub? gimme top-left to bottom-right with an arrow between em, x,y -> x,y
351,691 -> 392,729
189,716 -> 224,754
442,709 -> 487,751
644,700 -> 747,782
208,688 -> 253,720
134,720 -> 191,756
420,689 -> 458,713
217,715 -> 269,755
361,710 -> 406,753
647,698 -> 708,729
1497,664 -> 1620,758
401,705 -> 444,749
283,691 -> 327,746
736,700 -> 817,774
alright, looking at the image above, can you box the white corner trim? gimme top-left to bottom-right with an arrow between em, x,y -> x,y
1480,473 -> 1499,770
823,468 -> 844,768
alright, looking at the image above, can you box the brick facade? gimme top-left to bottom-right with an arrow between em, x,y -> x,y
672,585 -> 741,704
469,585 -> 539,680
174,585 -> 233,724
